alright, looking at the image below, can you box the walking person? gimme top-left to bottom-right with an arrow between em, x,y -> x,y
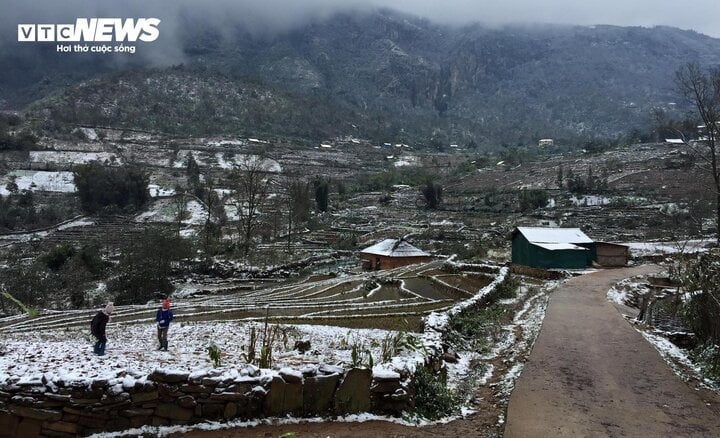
156,299 -> 173,351
91,302 -> 114,355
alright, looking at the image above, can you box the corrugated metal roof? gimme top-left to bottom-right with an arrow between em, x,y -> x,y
531,242 -> 589,251
360,238 -> 430,257
516,227 -> 593,244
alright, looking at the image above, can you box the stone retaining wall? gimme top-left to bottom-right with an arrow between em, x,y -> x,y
0,364 -> 413,437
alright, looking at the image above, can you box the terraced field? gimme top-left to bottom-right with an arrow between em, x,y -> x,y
0,260 -> 498,334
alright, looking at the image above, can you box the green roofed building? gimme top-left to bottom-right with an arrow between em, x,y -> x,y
511,227 -> 596,269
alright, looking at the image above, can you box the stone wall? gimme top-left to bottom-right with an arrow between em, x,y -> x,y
0,364 -> 413,437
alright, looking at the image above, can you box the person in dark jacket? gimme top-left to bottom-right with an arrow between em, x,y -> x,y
90,302 -> 114,355
156,299 -> 174,351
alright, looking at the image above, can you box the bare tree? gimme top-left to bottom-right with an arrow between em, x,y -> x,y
285,179 -> 311,252
171,185 -> 189,236
200,176 -> 226,256
676,63 -> 720,244
230,157 -> 273,258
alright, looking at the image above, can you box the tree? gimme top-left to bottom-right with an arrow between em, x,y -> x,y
109,229 -> 192,304
314,178 -> 330,212
73,164 -> 149,214
230,157 -> 273,257
421,180 -> 443,209
676,63 -> 720,244
556,164 -> 564,189
286,179 -> 311,251
199,176 -> 226,256
519,189 -> 549,212
171,186 -> 189,236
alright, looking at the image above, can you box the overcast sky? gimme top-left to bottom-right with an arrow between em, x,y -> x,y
3,0 -> 720,38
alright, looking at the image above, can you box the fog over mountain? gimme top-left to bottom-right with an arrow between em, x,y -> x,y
2,3 -> 720,146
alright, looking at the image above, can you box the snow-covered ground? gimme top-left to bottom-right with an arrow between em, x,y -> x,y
29,151 -> 121,165
0,170 -> 76,195
624,240 -> 712,257
0,321 -> 406,388
607,277 -> 719,393
136,199 -> 208,225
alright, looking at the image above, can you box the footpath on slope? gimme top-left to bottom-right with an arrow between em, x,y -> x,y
504,265 -> 720,438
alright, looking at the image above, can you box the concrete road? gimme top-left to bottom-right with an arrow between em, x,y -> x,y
505,266 -> 720,438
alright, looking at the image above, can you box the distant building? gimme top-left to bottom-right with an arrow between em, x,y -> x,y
360,238 -> 430,270
538,139 -> 554,146
595,242 -> 629,267
511,227 -> 595,269
665,138 -> 685,145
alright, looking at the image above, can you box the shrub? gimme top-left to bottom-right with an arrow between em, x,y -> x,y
413,367 -> 460,420
41,243 -> 76,271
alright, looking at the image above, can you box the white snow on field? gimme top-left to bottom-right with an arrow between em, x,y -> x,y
57,218 -> 94,230
148,184 -> 176,197
393,155 -> 418,167
0,170 -> 75,195
624,240 -> 711,257
215,153 -> 283,173
0,321 -> 407,387
570,195 -> 610,206
207,139 -> 245,147
29,151 -> 121,165
136,199 -> 208,225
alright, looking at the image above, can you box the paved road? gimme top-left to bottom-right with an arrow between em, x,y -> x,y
505,266 -> 720,438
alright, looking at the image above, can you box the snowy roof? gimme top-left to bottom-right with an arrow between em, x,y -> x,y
360,238 -> 430,258
531,242 -> 589,251
514,227 -> 593,244
665,138 -> 684,144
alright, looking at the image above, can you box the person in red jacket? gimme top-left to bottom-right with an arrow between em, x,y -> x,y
156,299 -> 174,351
91,302 -> 114,355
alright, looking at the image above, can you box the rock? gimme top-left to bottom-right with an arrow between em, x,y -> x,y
200,402 -> 224,419
300,365 -> 317,377
16,418 -> 42,437
334,368 -> 372,415
294,340 -> 312,353
390,388 -> 409,401
158,383 -> 183,399
77,415 -> 107,428
148,370 -> 190,384
177,395 -> 197,409
105,416 -> 131,431
303,374 -> 339,415
263,376 -> 303,416
43,420 -> 78,434
90,379 -> 109,389
154,403 -> 194,421
318,364 -> 344,376
370,380 -> 402,394
9,405 -> 62,421
130,390 -> 159,403
209,391 -> 248,403
179,384 -> 211,394
372,370 -> 401,382
224,402 -> 238,419
0,412 -> 19,435
443,348 -> 460,363
279,368 -> 303,384
119,408 -> 154,417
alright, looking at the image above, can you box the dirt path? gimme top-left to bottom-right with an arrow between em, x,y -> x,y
504,265 -> 720,438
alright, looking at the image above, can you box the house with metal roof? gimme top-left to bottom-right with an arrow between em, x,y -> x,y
511,227 -> 596,269
360,238 -> 430,270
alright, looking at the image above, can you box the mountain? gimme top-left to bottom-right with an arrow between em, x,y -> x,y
4,10 -> 720,147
